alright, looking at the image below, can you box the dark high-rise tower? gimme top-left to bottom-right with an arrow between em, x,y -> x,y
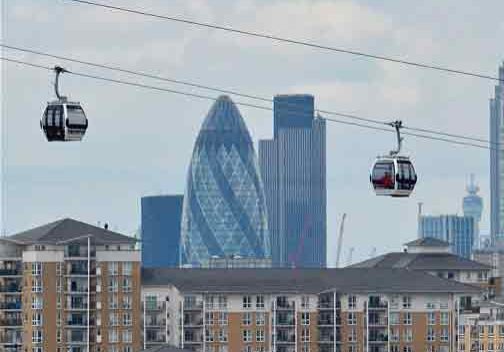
141,195 -> 183,268
180,96 -> 270,266
490,62 -> 504,243
259,95 -> 327,267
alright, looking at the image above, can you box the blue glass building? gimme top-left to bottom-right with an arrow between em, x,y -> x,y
419,215 -> 475,258
490,63 -> 504,243
180,95 -> 271,266
259,95 -> 327,267
141,195 -> 183,268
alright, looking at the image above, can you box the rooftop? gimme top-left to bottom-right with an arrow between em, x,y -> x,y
4,218 -> 136,245
351,252 -> 490,271
404,237 -> 450,247
142,268 -> 480,294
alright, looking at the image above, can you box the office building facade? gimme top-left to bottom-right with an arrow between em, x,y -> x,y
180,96 -> 271,267
463,175 -> 483,243
0,218 -> 142,352
490,63 -> 504,242
141,267 -> 480,352
259,95 -> 326,268
419,215 -> 476,258
141,195 -> 184,268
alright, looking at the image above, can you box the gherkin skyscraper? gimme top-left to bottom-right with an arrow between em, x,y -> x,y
180,96 -> 271,266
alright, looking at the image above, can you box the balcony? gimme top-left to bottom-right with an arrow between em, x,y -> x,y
0,318 -> 22,327
0,301 -> 21,310
184,302 -> 203,311
67,319 -> 95,327
0,284 -> 21,293
369,334 -> 389,343
145,318 -> 166,327
276,301 -> 295,310
0,331 -> 22,345
0,269 -> 21,277
276,333 -> 295,343
184,319 -> 203,327
368,298 -> 388,309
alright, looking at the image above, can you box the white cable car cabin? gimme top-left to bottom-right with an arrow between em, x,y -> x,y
40,66 -> 88,142
370,121 -> 417,197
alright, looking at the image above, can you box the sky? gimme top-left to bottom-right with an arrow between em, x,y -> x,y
1,0 -> 503,265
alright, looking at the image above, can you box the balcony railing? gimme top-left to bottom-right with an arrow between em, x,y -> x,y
0,284 -> 21,293
0,318 -> 22,326
0,269 -> 21,276
0,301 -> 21,310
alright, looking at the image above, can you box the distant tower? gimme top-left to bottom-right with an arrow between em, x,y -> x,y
490,62 -> 504,244
463,174 -> 483,244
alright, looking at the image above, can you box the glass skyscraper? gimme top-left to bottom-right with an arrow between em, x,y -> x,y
141,195 -> 183,268
259,95 -> 327,267
180,95 -> 270,267
419,215 -> 475,258
490,62 -> 504,243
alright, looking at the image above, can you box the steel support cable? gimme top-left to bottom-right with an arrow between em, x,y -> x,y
1,56 -> 496,151
1,44 -> 498,147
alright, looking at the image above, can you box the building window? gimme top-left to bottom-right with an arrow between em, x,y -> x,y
441,328 -> 449,342
32,278 -> 42,292
391,346 -> 399,352
499,325 -> 504,337
302,345 -> 309,352
32,329 -> 43,343
301,296 -> 310,309
32,262 -> 42,276
123,312 -> 132,326
219,328 -> 228,342
301,312 -> 310,325
256,329 -> 265,342
32,312 -> 42,326
403,346 -> 412,352
489,342 -> 494,352
348,345 -> 357,352
122,278 -> 131,293
218,295 -> 227,309
256,312 -> 265,326
256,295 -> 265,309
301,328 -> 310,342
440,312 -> 449,325
242,312 -> 252,326
122,330 -> 132,343
348,328 -> 356,342
32,347 -> 43,352
219,312 -> 228,325
205,329 -> 214,342
219,346 -> 228,352
108,262 -> 119,276
109,313 -> 119,326
108,278 -> 119,292
403,312 -> 412,325
242,346 -> 252,352
427,327 -> 435,341
56,329 -> 62,343
206,312 -> 214,325
109,294 -> 119,309
428,312 -> 435,325
402,296 -> 412,309
390,312 -> 400,325
390,328 -> 399,342
403,328 -> 412,342
31,296 -> 42,309
145,295 -> 157,310
488,325 -> 494,337
109,329 -> 119,343
348,295 -> 356,309
243,329 -> 252,342
122,295 -> 132,309
205,295 -> 214,310
243,296 -> 252,309
348,312 -> 356,325
122,262 -> 132,276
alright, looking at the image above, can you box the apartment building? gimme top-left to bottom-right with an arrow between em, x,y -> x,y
0,218 -> 141,352
352,238 -> 494,297
141,268 -> 481,352
458,300 -> 504,352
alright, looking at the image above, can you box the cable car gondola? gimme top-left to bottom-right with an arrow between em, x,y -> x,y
41,66 -> 88,142
370,120 -> 417,197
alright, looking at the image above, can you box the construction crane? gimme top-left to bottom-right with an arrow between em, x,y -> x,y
335,213 -> 347,268
346,247 -> 355,266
